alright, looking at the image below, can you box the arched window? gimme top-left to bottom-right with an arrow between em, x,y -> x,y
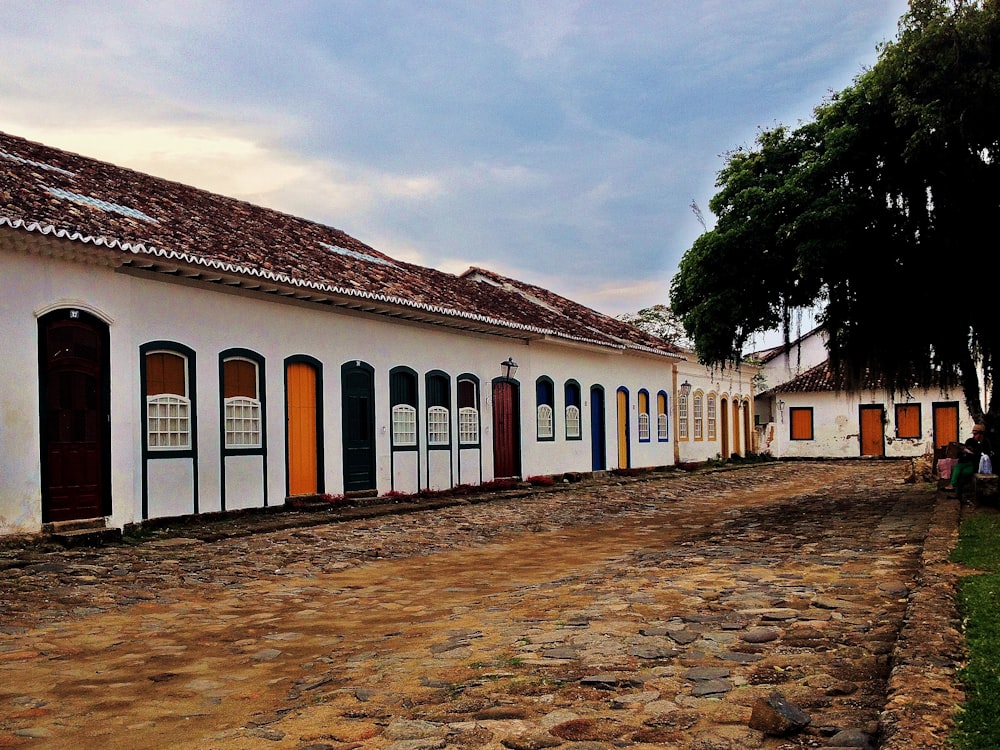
457,375 -> 480,446
707,394 -> 717,441
426,371 -> 451,447
536,376 -> 555,441
638,389 -> 650,442
222,353 -> 263,449
678,392 -> 689,440
145,348 -> 192,451
693,392 -> 704,440
565,380 -> 581,440
657,391 -> 669,441
390,367 -> 418,448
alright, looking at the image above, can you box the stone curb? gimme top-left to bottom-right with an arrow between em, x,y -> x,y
879,490 -> 967,749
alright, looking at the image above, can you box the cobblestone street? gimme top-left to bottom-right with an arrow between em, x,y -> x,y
0,461 -> 965,749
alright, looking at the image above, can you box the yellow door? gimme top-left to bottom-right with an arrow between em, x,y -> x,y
617,389 -> 630,469
287,362 -> 318,495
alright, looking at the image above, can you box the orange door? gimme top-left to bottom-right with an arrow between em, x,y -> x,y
933,403 -> 960,449
859,405 -> 885,457
286,362 -> 319,495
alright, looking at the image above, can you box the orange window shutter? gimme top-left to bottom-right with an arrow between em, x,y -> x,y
224,359 -> 256,398
790,409 -> 812,440
897,405 -> 919,437
146,352 -> 185,396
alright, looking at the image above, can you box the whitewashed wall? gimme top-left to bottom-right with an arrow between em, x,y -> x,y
1,241 -> 682,534
762,388 -> 972,459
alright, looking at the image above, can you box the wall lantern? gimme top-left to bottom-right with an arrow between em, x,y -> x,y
679,380 -> 692,397
500,356 -> 519,381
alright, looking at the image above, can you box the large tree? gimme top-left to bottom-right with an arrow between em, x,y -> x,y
671,0 -> 1000,423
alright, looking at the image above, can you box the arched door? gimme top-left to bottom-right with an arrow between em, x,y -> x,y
286,358 -> 322,495
720,397 -> 730,459
590,385 -> 606,471
617,388 -> 630,469
492,378 -> 521,478
342,361 -> 376,492
39,309 -> 110,522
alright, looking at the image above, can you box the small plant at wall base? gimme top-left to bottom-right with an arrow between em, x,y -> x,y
526,475 -> 555,487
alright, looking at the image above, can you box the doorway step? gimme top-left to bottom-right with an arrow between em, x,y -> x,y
42,518 -> 122,547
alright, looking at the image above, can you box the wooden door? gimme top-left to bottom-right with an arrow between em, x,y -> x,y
859,405 -> 886,457
720,397 -> 730,458
286,361 -> 320,495
342,362 -> 376,492
732,400 -> 742,455
933,402 -> 960,449
590,386 -> 606,471
617,388 -> 630,469
39,311 -> 110,522
492,380 -> 520,478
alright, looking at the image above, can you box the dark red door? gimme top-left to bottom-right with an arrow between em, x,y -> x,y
492,379 -> 521,478
40,311 -> 109,522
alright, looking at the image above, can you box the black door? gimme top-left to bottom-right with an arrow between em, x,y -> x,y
342,361 -> 376,491
39,310 -> 110,522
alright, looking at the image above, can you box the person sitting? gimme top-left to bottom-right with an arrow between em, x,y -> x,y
945,424 -> 993,498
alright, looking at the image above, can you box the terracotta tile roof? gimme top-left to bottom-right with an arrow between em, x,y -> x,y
0,131 -> 681,358
766,359 -> 888,394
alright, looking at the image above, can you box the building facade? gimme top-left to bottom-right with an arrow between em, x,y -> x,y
1,131 -> 691,536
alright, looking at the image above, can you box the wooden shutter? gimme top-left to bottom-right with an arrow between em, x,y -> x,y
789,408 -> 813,440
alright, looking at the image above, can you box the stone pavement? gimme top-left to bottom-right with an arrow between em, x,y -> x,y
0,461 -> 967,749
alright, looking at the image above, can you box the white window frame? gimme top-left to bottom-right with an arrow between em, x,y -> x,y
459,406 -> 480,445
638,412 -> 650,442
657,412 -> 669,441
427,405 -> 450,446
147,394 -> 191,450
392,403 -> 417,447
225,396 -> 262,448
565,404 -> 581,439
537,403 -> 554,439
693,395 -> 704,440
678,394 -> 689,440
707,396 -> 717,441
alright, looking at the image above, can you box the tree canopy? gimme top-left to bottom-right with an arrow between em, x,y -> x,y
618,304 -> 691,348
671,0 -> 1000,421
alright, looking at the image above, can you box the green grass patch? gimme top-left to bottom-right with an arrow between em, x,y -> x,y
950,512 -> 1000,750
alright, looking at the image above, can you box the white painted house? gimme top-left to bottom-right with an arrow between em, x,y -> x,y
0,131 -> 695,537
752,328 -> 973,458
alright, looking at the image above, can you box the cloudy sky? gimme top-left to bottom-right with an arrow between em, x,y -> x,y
1,1 -> 908,321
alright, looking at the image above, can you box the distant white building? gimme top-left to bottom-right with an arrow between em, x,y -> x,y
752,328 -> 972,458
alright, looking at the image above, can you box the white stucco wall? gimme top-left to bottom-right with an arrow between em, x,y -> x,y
762,388 -> 973,459
1,240 -> 683,534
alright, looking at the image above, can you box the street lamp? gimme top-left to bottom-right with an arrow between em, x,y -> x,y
500,356 -> 519,381
679,380 -> 692,397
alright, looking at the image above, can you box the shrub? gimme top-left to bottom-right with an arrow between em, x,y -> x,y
526,475 -> 555,487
